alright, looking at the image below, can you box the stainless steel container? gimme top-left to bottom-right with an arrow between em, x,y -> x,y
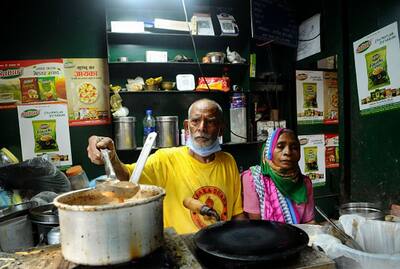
47,227 -> 61,245
54,185 -> 165,265
114,116 -> 137,150
0,215 -> 34,252
339,202 -> 384,220
156,116 -> 179,148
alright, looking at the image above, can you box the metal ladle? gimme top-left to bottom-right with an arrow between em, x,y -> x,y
315,205 -> 364,251
96,132 -> 157,199
96,149 -> 139,199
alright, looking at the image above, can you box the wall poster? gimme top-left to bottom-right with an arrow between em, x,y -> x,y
353,22 -> 400,115
0,58 -> 111,126
17,103 -> 72,167
64,58 -> 111,126
298,134 -> 326,187
296,70 -> 338,125
0,59 -> 66,109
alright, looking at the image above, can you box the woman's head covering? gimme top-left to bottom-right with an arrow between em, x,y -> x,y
261,128 -> 307,204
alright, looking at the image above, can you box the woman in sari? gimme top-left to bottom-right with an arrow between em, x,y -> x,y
242,128 -> 315,224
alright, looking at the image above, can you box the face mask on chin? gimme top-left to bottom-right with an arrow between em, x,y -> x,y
186,135 -> 221,157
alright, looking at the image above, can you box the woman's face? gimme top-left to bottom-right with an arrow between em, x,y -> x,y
272,132 -> 300,170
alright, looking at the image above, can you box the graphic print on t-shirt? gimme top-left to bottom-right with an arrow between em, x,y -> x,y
191,186 -> 228,228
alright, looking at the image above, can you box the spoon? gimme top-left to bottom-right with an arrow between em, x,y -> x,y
315,206 -> 364,251
96,149 -> 139,199
129,132 -> 157,184
96,132 -> 157,199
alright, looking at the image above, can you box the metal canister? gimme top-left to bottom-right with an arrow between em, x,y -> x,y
155,116 -> 179,148
114,116 -> 137,150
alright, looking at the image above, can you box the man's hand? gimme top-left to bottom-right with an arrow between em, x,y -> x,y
87,136 -> 116,165
87,135 -> 130,181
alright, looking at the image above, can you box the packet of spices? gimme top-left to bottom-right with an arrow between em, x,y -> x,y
304,146 -> 318,172
365,46 -> 391,91
32,120 -> 59,153
303,83 -> 318,108
38,77 -> 57,101
20,77 -> 40,103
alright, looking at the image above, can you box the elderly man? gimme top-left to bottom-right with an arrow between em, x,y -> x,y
87,98 -> 244,234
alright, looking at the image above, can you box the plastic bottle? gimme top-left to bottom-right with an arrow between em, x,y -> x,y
180,129 -> 186,145
143,109 -> 156,145
230,93 -> 247,143
65,165 -> 89,190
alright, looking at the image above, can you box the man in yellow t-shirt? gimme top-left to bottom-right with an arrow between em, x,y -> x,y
87,98 -> 245,234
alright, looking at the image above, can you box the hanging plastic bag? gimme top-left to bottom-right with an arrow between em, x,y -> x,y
313,215 -> 400,269
0,157 -> 71,193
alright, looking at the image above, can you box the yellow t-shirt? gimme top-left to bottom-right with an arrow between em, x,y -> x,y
125,146 -> 243,234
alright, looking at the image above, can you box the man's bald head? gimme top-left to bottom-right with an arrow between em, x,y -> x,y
188,99 -> 223,123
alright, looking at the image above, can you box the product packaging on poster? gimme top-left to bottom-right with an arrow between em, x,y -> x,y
325,134 -> 339,168
0,59 -> 66,109
17,103 -> 72,167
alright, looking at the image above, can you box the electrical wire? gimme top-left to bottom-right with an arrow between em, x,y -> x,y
230,130 -> 248,140
181,0 -> 249,140
180,0 -> 211,92
298,33 -> 320,42
256,39 -> 274,47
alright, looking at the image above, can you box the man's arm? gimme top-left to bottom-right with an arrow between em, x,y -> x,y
87,135 -> 130,181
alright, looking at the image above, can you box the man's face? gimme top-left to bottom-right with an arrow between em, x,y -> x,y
188,102 -> 222,148
272,132 -> 300,170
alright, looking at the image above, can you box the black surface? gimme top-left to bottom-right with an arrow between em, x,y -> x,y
194,220 -> 309,262
251,0 -> 298,47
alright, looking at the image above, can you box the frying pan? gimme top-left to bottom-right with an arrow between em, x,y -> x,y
194,220 -> 309,262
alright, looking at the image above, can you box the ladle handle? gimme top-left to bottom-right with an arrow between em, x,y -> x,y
129,132 -> 157,184
101,149 -> 116,180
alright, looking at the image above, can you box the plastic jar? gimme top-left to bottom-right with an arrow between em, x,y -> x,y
66,165 -> 89,190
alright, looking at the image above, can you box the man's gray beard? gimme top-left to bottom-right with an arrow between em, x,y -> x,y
188,129 -> 216,148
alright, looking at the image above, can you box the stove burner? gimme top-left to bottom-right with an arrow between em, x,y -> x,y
73,247 -> 176,269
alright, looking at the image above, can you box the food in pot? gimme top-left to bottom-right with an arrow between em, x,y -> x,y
62,188 -> 159,206
38,77 -> 57,101
32,120 -> 59,153
54,185 -> 165,265
365,46 -> 390,90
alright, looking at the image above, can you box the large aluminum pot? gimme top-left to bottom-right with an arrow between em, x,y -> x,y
53,184 -> 165,265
